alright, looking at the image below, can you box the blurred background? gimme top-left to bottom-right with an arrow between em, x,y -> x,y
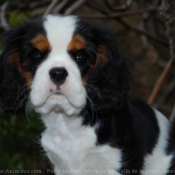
0,0 -> 175,174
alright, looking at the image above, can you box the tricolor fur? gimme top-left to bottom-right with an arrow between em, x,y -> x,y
0,15 -> 175,174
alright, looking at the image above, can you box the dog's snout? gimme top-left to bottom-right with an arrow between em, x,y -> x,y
49,67 -> 68,85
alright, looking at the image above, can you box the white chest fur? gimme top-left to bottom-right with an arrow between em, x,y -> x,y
41,112 -> 121,175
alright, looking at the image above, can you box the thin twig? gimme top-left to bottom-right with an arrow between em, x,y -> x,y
64,0 -> 87,15
0,2 -> 10,30
29,0 -> 50,9
103,0 -> 132,11
80,6 -> 160,19
148,59 -> 174,106
116,18 -> 168,47
85,3 -> 168,47
44,0 -> 60,15
53,0 -> 70,14
138,17 -> 149,48
86,2 -> 108,14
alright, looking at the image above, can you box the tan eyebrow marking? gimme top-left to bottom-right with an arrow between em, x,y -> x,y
31,34 -> 51,52
68,34 -> 86,51
91,44 -> 108,71
82,44 -> 108,86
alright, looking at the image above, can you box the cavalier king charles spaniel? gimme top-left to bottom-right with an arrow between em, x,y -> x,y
0,14 -> 175,175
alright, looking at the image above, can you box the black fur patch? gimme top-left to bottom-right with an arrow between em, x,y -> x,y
76,19 -> 161,173
0,17 -> 46,113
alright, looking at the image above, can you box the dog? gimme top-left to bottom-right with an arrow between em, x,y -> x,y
0,14 -> 175,175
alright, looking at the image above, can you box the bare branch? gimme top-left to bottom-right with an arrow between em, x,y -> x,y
86,2 -> 108,14
53,0 -> 70,14
0,2 -> 10,30
84,3 -> 167,47
161,0 -> 175,60
64,0 -> 87,15
29,0 -> 50,9
138,18 -> 149,48
80,6 -> 160,19
44,0 -> 61,15
104,0 -> 132,11
116,18 -> 168,47
148,59 -> 174,106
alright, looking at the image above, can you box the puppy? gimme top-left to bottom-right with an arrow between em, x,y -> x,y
0,14 -> 175,175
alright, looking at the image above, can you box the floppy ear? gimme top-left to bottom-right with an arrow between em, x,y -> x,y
85,26 -> 130,115
0,27 -> 29,113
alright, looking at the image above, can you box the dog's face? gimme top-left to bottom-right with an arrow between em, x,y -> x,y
0,15 -> 130,117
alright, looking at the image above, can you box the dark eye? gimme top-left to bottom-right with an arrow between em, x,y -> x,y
76,52 -> 88,65
30,51 -> 42,63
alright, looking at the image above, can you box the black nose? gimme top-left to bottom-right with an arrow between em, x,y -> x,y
49,67 -> 68,85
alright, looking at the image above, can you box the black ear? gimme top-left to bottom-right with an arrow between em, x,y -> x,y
85,26 -> 130,115
0,27 -> 29,113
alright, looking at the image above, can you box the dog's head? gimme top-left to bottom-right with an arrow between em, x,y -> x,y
0,15 -> 130,116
